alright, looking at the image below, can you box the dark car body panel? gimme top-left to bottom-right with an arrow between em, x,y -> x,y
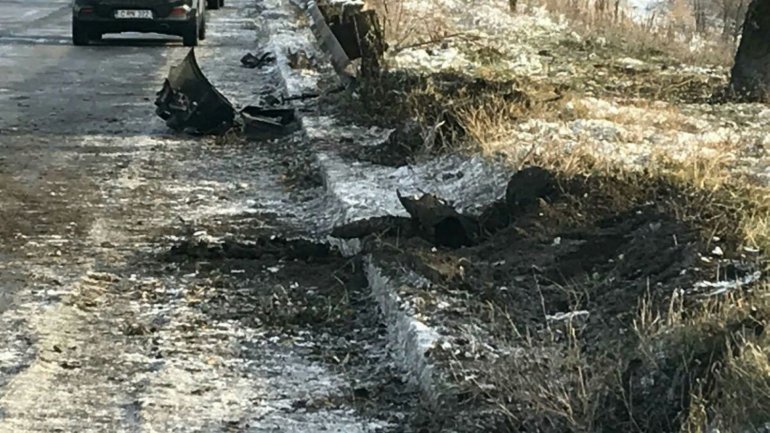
72,0 -> 203,37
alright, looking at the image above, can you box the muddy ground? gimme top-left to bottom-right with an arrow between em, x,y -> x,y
344,169 -> 765,432
294,0 -> 770,428
306,9 -> 768,426
162,231 -> 421,428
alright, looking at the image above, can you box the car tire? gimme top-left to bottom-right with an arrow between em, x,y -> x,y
183,22 -> 198,46
207,0 -> 220,10
219,0 -> 224,7
72,19 -> 90,46
198,17 -> 206,40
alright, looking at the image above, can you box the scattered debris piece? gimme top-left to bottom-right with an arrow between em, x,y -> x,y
308,0 -> 385,77
155,49 -> 235,134
287,49 -> 314,69
240,106 -> 300,140
546,310 -> 590,322
397,191 -> 479,248
693,270 -> 762,297
306,0 -> 353,80
331,166 -> 558,247
240,51 -> 276,69
281,92 -> 321,103
331,215 -> 415,239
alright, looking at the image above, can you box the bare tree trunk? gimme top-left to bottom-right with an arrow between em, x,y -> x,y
692,0 -> 707,33
729,0 -> 770,101
721,2 -> 731,40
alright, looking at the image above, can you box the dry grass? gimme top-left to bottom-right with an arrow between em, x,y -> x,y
349,1 -> 770,430
570,98 -> 696,131
712,335 -> 770,431
366,0 -> 456,53
647,153 -> 770,256
496,323 -> 607,433
398,71 -> 770,433
479,261 -> 769,433
451,88 -> 770,252
474,138 -> 770,433
634,282 -> 770,433
525,0 -> 736,67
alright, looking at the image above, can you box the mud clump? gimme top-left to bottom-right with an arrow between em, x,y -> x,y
504,165 -> 556,210
397,191 -> 480,248
166,236 -> 332,262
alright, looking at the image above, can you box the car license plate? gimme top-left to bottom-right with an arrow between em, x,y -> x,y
114,9 -> 153,19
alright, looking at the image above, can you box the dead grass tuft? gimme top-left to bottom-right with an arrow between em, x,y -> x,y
495,323 -> 608,433
366,0 -> 456,53
634,282 -> 770,433
450,88 -> 770,256
527,0 -> 736,67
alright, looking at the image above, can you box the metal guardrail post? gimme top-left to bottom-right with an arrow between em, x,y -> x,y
305,0 -> 355,84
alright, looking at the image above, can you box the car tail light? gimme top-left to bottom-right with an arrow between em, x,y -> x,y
169,6 -> 190,17
79,6 -> 94,15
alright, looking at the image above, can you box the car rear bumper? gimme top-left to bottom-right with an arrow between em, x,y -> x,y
74,17 -> 194,35
73,2 -> 198,35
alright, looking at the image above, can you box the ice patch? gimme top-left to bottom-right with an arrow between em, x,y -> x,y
318,152 -> 510,225
692,271 -> 763,297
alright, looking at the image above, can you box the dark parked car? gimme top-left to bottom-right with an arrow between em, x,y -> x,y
71,0 -> 220,46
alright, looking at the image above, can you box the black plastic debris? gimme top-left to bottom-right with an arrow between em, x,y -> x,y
154,48 -> 235,134
330,166 -> 559,248
281,92 -> 321,103
329,192 -> 480,248
240,106 -> 300,140
240,51 -> 276,69
306,0 -> 353,81
397,191 -> 480,248
331,215 -> 416,239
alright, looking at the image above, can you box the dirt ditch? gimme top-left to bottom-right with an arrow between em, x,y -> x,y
339,167 -> 765,433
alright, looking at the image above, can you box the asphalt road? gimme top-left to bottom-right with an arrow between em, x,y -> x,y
0,1 -> 410,431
